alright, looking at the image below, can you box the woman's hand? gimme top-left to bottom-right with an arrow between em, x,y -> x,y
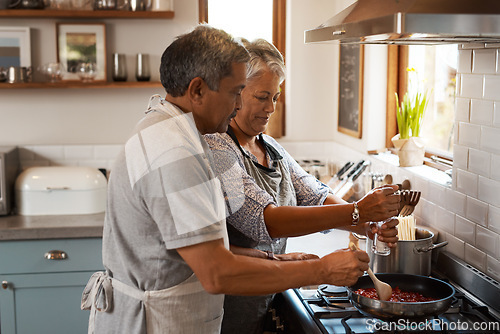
365,218 -> 399,247
275,252 -> 319,261
357,185 -> 400,223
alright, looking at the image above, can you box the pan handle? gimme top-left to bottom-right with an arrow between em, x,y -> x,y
414,241 -> 448,253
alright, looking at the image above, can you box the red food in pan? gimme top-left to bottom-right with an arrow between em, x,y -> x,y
354,286 -> 436,302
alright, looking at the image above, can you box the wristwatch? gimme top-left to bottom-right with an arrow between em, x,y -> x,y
352,202 -> 360,226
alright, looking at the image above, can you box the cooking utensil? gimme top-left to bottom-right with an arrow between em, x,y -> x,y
366,227 -> 448,276
347,273 -> 455,319
336,160 -> 370,200
326,161 -> 353,189
331,160 -> 364,193
399,190 -> 421,216
349,234 -> 392,301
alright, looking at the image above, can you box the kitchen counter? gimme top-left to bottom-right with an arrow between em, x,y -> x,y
0,213 -> 104,241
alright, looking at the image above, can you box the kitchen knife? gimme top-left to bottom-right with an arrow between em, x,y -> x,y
336,160 -> 370,200
331,160 -> 364,194
326,161 -> 354,188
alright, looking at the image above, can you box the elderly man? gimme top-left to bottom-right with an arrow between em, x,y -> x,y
81,25 -> 384,334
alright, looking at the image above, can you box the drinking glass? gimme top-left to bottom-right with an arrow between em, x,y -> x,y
135,53 -> 150,81
372,221 -> 390,256
40,63 -> 63,82
77,62 -> 97,82
372,234 -> 390,256
112,53 -> 127,81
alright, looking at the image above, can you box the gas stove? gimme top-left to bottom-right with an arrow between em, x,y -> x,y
274,252 -> 500,333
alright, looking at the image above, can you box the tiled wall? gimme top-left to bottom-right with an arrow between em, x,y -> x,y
443,43 -> 500,280
18,145 -> 123,173
280,43 -> 500,281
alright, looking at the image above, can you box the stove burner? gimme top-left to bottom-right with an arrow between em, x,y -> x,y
318,284 -> 348,296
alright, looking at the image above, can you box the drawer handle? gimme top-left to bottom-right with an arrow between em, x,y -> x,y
2,281 -> 8,289
44,250 -> 68,260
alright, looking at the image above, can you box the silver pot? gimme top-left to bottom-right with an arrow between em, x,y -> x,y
366,227 -> 448,276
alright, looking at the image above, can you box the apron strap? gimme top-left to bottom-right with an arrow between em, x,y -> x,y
81,271 -> 113,334
81,272 -> 147,334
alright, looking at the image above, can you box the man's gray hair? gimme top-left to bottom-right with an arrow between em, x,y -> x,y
241,38 -> 285,83
160,25 -> 249,97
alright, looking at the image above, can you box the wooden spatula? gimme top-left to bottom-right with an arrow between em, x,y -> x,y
349,233 -> 392,301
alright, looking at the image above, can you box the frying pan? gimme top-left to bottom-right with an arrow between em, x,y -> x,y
347,273 -> 455,319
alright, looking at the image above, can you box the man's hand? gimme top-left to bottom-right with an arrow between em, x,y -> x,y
319,248 -> 369,286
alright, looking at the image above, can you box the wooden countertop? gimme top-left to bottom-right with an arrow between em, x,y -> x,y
0,213 -> 104,241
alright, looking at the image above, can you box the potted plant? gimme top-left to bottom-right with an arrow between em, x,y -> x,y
392,67 -> 429,167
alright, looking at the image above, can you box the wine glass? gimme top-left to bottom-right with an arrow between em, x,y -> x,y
39,63 -> 63,82
77,62 -> 97,82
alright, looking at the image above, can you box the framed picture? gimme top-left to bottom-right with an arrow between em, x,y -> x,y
0,27 -> 31,68
56,23 -> 107,81
338,44 -> 364,138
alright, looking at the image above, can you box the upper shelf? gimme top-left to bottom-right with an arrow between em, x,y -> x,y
0,81 -> 163,89
0,9 -> 174,19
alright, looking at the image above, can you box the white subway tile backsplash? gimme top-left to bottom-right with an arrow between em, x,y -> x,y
478,176 -> 500,207
455,98 -> 470,122
31,145 -> 64,161
494,102 -> 500,127
419,199 -> 436,229
492,154 -> 500,181
483,75 -> 500,100
458,49 -> 472,73
480,126 -> 500,155
94,145 -> 122,160
434,205 -> 455,235
444,233 -> 465,259
486,255 -> 500,281
464,243 -> 487,271
452,144 -> 468,170
456,168 -> 478,197
455,215 -> 476,245
444,188 -> 467,217
460,74 -> 484,99
476,225 -> 499,256
63,145 -> 94,160
18,144 -> 120,172
473,49 -> 497,74
489,205 -> 500,234
458,122 -> 481,148
466,196 -> 488,227
470,99 -> 494,125
468,148 -> 490,177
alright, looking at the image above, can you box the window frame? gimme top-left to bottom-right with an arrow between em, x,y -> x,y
198,0 -> 287,137
386,45 -> 454,171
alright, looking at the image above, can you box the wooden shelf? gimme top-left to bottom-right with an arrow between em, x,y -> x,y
0,81 -> 163,89
0,9 -> 174,19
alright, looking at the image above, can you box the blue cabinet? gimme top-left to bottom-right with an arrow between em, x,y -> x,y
0,238 -> 103,334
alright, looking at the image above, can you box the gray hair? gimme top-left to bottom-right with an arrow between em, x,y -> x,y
241,38 -> 285,83
160,25 -> 249,97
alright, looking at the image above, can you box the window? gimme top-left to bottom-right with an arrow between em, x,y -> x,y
407,45 -> 457,158
198,0 -> 286,137
387,44 -> 458,169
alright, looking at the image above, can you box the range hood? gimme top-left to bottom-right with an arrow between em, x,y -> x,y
305,0 -> 500,45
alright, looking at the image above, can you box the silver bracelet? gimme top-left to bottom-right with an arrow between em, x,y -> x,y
352,201 -> 360,226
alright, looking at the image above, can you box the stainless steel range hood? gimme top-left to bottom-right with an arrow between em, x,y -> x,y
305,0 -> 500,45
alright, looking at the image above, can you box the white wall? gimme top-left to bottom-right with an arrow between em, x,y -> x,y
0,0 -> 198,145
283,0 -> 386,154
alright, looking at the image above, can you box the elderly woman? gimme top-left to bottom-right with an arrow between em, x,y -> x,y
204,39 -> 399,334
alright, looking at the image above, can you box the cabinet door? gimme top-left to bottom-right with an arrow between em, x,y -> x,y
1,271 -> 97,334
